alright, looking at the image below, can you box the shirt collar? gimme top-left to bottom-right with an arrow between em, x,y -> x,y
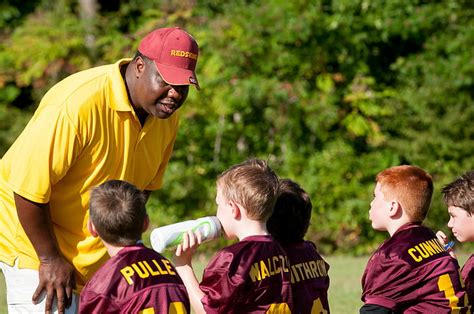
108,58 -> 133,112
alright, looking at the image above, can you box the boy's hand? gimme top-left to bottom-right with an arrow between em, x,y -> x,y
436,230 -> 456,258
174,230 -> 202,267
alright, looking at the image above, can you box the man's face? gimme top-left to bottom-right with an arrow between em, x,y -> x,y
447,205 -> 474,242
369,183 -> 391,231
133,57 -> 189,119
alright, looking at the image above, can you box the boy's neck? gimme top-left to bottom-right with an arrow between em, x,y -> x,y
235,220 -> 269,241
102,240 -> 143,257
104,242 -> 124,257
387,216 -> 412,236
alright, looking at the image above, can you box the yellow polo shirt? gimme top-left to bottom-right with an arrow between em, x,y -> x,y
0,59 -> 178,289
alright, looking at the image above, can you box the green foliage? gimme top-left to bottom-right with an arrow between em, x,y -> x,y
1,0 -> 473,254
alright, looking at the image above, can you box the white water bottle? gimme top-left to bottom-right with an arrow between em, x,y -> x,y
150,216 -> 222,253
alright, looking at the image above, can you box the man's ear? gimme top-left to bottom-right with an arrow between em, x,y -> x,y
134,56 -> 146,77
143,214 -> 150,232
87,219 -> 99,238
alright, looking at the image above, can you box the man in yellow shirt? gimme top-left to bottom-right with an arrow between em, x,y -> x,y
0,26 -> 199,313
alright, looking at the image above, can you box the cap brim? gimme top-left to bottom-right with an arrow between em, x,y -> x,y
155,62 -> 200,90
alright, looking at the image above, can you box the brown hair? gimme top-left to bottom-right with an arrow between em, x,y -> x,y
442,171 -> 474,215
89,180 -> 147,246
376,165 -> 433,222
217,159 -> 279,221
267,179 -> 312,244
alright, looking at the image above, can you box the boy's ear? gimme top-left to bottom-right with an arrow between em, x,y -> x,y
143,214 -> 150,232
389,201 -> 402,218
229,200 -> 242,220
87,219 -> 99,238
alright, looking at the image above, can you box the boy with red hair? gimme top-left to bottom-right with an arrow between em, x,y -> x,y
360,165 -> 469,313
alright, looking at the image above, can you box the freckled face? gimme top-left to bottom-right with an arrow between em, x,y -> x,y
369,183 -> 391,231
132,58 -> 189,119
447,206 -> 474,242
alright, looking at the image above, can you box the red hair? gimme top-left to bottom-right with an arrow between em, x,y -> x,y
376,165 -> 433,222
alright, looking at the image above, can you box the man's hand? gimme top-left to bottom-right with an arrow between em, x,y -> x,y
33,256 -> 76,314
14,193 -> 76,313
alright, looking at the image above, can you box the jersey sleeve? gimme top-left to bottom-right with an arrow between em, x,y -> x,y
79,290 -> 120,314
2,104 -> 82,203
361,254 -> 410,310
199,250 -> 246,313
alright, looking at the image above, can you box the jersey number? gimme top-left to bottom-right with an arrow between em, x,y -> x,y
139,302 -> 187,314
437,273 -> 468,313
266,303 -> 291,313
311,297 -> 329,314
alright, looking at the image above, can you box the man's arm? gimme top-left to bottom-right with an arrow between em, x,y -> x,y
14,193 -> 75,313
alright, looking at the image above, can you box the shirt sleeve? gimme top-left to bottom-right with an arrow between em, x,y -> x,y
2,104 -> 82,203
79,290 -> 121,314
199,251 -> 246,314
361,254 -> 410,310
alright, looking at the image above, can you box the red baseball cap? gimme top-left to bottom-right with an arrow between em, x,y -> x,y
139,27 -> 200,90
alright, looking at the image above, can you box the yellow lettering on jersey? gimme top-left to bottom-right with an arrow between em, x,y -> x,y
132,262 -> 149,279
120,266 -> 135,285
120,259 -> 177,285
272,256 -> 281,275
302,261 -> 312,279
143,261 -> 160,276
249,262 -> 262,282
408,239 -> 447,263
260,260 -> 271,279
162,259 -> 176,275
248,255 -> 290,282
151,259 -> 169,274
290,264 -> 300,283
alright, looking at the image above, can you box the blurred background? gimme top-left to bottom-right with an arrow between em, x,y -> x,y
1,0 -> 473,255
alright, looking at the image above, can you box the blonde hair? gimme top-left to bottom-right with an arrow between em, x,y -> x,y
376,165 -> 433,222
217,159 -> 279,221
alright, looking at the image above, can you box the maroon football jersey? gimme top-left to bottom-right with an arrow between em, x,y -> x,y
199,235 -> 293,314
79,244 -> 190,314
462,254 -> 474,306
282,241 -> 330,314
361,223 -> 469,313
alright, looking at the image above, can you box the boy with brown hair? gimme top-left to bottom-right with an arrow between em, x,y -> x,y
360,165 -> 469,313
173,159 -> 293,314
79,180 -> 190,313
267,178 -> 330,314
437,170 -> 474,305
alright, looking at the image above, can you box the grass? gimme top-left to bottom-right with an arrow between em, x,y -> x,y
0,254 -> 470,313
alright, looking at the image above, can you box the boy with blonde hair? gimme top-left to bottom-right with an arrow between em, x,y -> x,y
79,180 -> 190,313
173,159 -> 293,314
267,178 -> 330,313
437,170 -> 474,305
360,165 -> 469,313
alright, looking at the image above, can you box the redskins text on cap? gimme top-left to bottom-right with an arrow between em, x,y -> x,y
139,27 -> 200,89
